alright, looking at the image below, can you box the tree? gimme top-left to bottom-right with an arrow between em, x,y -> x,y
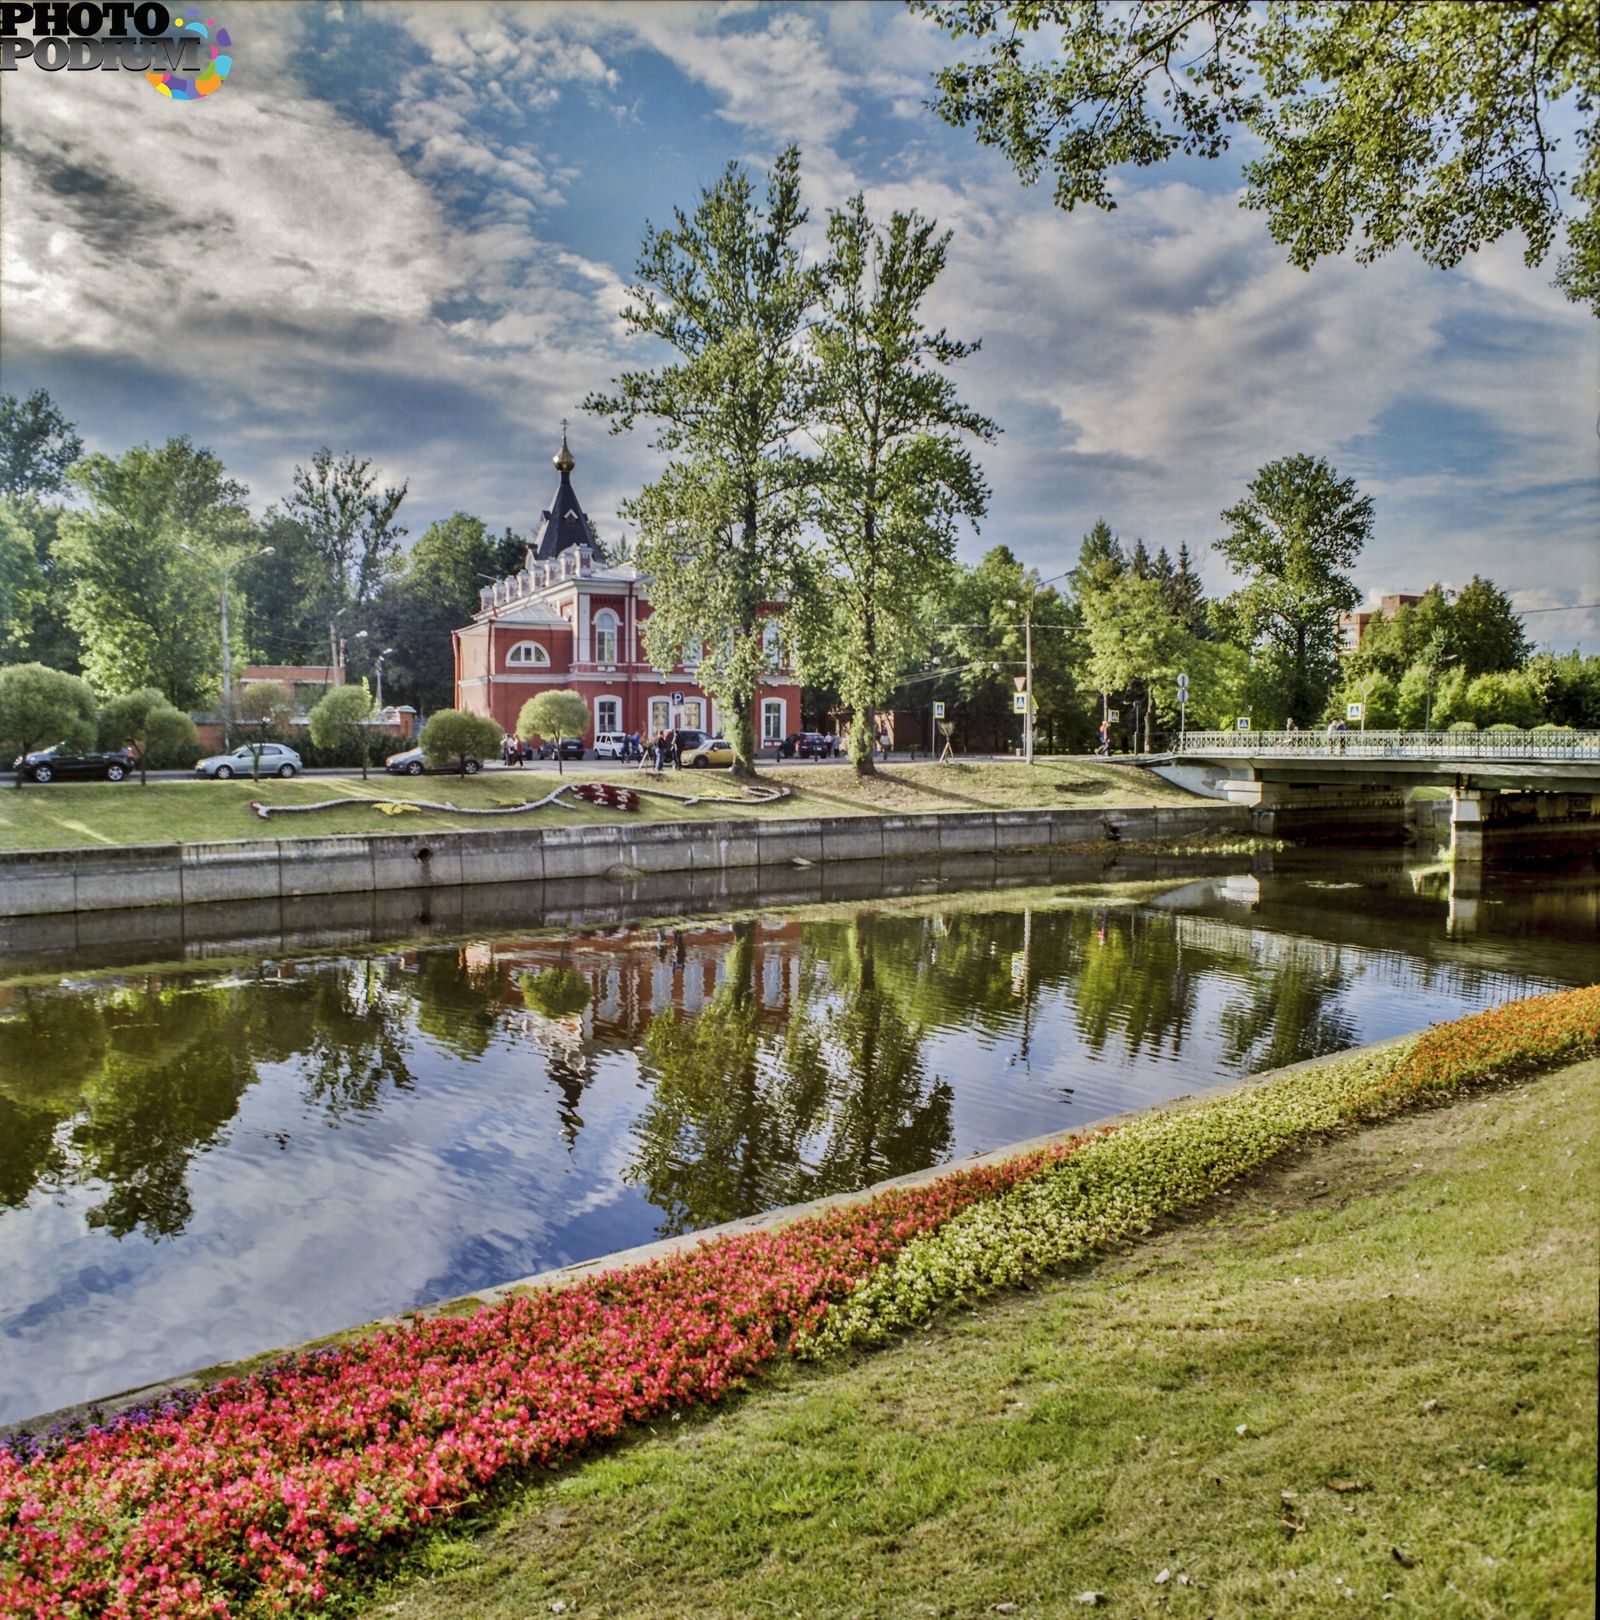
585,146 -> 817,778
915,2 -> 1600,312
0,390 -> 83,498
235,679 -> 294,735
97,687 -> 200,784
1214,454 -> 1371,725
1449,575 -> 1532,677
1079,569 -> 1193,749
283,449 -> 408,664
1526,650 -> 1600,729
0,663 -> 97,789
376,513 -> 525,712
517,689 -> 590,775
420,707 -> 501,775
0,499 -> 80,671
810,196 -> 996,776
309,683 -> 377,778
54,438 -> 253,706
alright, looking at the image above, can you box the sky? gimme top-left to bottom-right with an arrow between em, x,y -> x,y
2,0 -> 1597,653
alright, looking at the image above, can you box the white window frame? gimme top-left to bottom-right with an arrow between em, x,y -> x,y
649,696 -> 671,734
594,610 -> 619,666
506,640 -> 550,668
682,637 -> 702,669
594,695 -> 622,735
761,622 -> 782,670
761,698 -> 785,744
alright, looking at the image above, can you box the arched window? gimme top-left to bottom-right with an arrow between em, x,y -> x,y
594,609 -> 619,666
506,640 -> 550,668
761,621 -> 782,670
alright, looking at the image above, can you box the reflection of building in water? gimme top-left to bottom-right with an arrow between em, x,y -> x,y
458,922 -> 808,1145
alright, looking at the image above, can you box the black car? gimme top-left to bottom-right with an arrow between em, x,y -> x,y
384,746 -> 481,776
13,743 -> 137,783
777,731 -> 840,759
556,737 -> 585,760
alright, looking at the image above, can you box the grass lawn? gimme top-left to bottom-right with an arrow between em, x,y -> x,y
365,1060 -> 1599,1620
0,758 -> 1197,852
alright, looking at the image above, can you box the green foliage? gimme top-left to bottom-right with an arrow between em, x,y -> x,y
97,687 -> 200,782
54,438 -> 253,707
808,195 -> 996,774
0,389 -> 83,498
309,682 -> 377,776
917,1 -> 1600,312
376,514 -> 526,711
420,707 -> 501,773
1214,454 -> 1371,725
284,448 -> 408,621
586,147 -> 817,777
235,680 -> 293,731
1457,668 -> 1542,730
520,968 -> 591,1021
0,498 -> 79,670
0,663 -> 97,784
518,689 -> 589,773
1525,650 -> 1600,729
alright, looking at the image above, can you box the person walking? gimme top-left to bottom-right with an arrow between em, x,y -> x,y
877,724 -> 890,762
1096,718 -> 1110,756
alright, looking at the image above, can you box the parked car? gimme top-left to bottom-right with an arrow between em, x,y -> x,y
385,746 -> 481,776
195,743 -> 302,779
682,736 -> 735,768
671,728 -> 708,755
554,737 -> 585,760
13,743 -> 137,783
593,732 -> 629,759
777,731 -> 840,759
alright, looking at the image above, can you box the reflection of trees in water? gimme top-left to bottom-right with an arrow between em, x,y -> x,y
626,917 -> 953,1236
0,958 -> 437,1240
1216,948 -> 1356,1072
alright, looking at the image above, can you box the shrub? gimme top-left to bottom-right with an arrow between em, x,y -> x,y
0,663 -> 97,787
419,708 -> 502,773
309,683 -> 377,778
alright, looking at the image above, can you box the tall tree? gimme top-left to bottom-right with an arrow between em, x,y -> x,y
1214,454 -> 1371,724
1079,569 -> 1192,749
585,146 -> 817,778
1168,541 -> 1208,636
283,449 -> 408,665
1449,575 -> 1532,677
915,1 -> 1600,312
55,439 -> 253,706
0,390 -> 83,498
810,195 -> 996,775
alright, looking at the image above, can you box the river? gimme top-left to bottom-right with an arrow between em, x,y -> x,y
1,847 -> 1594,1426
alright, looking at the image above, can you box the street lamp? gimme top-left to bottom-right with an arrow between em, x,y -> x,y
339,627 -> 368,684
181,541 -> 274,749
1004,568 -> 1074,765
373,646 -> 396,711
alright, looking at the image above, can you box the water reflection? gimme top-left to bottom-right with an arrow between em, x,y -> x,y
1,849 -> 1594,1424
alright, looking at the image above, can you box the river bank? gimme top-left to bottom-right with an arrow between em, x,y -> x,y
370,1054 -> 1599,1620
4,989 -> 1595,1616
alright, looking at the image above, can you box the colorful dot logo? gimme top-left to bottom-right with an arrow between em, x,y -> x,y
146,14 -> 231,100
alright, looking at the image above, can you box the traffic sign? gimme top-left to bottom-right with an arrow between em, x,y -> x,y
1236,716 -> 1252,731
1013,692 -> 1028,713
1347,702 -> 1364,721
1106,709 -> 1120,722
1176,672 -> 1189,691
933,701 -> 946,719
670,690 -> 684,705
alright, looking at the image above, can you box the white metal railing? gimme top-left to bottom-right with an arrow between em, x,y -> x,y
1175,729 -> 1600,760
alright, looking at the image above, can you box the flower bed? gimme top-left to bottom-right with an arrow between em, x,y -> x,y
2,986 -> 1595,1617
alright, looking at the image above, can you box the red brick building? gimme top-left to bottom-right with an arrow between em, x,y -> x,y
453,432 -> 801,746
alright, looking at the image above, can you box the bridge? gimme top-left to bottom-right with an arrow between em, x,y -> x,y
1152,730 -> 1600,866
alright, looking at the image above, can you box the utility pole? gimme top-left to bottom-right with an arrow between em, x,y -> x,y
183,542 -> 273,749
1023,598 -> 1034,765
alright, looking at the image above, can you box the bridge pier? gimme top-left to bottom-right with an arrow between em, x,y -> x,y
1219,778 -> 1407,842
1451,784 -> 1600,866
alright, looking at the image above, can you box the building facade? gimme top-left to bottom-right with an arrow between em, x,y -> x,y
453,433 -> 801,746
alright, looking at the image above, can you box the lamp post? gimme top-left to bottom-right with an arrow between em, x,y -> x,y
1005,595 -> 1035,764
373,646 -> 396,710
182,542 -> 273,749
339,627 -> 368,685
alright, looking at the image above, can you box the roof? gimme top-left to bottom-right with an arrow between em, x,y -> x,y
529,428 -> 598,561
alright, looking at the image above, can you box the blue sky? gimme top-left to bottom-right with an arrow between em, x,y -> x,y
2,0 -> 1596,652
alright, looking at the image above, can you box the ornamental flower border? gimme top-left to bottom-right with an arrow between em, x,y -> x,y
2,986 -> 1596,1617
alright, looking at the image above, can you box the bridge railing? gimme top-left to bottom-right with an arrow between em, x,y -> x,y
1174,729 -> 1600,759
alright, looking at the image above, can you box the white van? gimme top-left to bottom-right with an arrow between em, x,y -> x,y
593,733 -> 630,759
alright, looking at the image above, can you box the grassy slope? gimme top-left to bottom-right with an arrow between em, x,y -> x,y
366,1060 -> 1599,1620
0,759 -> 1196,852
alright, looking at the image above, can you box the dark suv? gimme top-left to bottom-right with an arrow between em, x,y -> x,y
777,732 -> 840,759
13,744 -> 137,783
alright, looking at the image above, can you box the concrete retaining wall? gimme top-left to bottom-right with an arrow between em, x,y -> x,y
0,802 -> 1249,919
